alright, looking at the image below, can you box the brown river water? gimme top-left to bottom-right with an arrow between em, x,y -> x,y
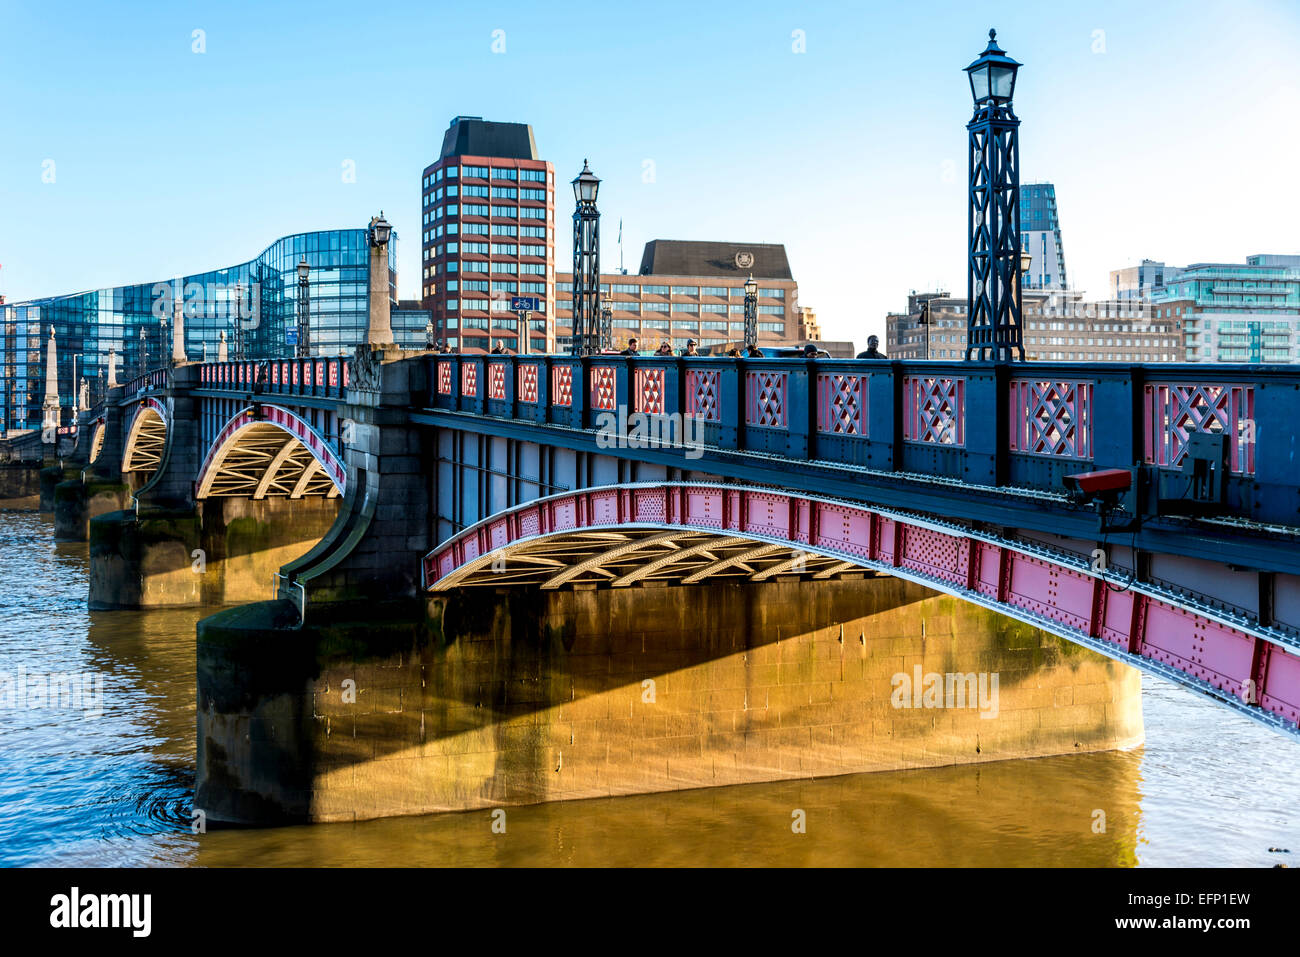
1,506 -> 1296,867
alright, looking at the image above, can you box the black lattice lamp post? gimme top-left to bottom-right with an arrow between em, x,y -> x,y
296,258 -> 311,358
964,28 -> 1024,362
743,275 -> 758,349
570,160 -> 601,356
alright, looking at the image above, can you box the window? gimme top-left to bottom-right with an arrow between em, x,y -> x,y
462,185 -> 489,198
491,224 -> 518,236
701,286 -> 729,297
491,187 -> 517,199
671,286 -> 698,296
521,169 -> 545,182
462,165 -> 489,178
644,301 -> 670,312
521,188 -> 546,201
492,168 -> 518,181
445,166 -> 459,179
520,263 -> 545,274
521,244 -> 545,257
462,280 -> 490,292
491,205 -> 516,218
491,243 -> 518,256
463,203 -> 488,216
758,305 -> 784,315
758,322 -> 784,333
521,225 -> 547,239
520,207 -> 546,219
520,281 -> 545,294
462,223 -> 489,235
462,242 -> 489,254
641,284 -> 669,295
446,185 -> 458,197
759,288 -> 785,299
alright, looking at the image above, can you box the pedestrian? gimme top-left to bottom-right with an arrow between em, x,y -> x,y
726,346 -> 742,357
682,338 -> 699,357
654,340 -> 673,356
856,335 -> 886,359
620,337 -> 639,356
801,343 -> 819,358
745,344 -> 764,357
490,340 -> 507,355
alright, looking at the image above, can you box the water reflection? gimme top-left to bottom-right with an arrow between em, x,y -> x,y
1,506 -> 1296,867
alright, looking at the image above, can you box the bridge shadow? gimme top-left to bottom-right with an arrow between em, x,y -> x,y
196,575 -> 1142,824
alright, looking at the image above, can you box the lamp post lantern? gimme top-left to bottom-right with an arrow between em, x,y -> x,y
138,327 -> 148,376
964,28 -> 1024,362
296,258 -> 311,358
233,281 -> 246,360
570,160 -> 602,355
743,275 -> 758,350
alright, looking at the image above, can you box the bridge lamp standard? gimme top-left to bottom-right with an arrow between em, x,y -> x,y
964,28 -> 1024,362
296,258 -> 311,358
743,275 -> 758,350
570,160 -> 602,356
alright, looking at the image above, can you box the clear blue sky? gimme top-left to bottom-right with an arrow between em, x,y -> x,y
1,0 -> 1297,348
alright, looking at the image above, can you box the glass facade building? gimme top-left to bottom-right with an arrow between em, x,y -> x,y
1,228 -> 396,435
1020,182 -> 1068,291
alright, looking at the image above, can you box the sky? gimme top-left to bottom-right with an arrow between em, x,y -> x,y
1,0 -> 1298,350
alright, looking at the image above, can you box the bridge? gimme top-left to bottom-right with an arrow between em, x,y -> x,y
36,342 -> 1300,823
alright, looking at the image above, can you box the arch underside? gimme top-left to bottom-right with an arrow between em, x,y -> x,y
199,422 -> 341,499
424,483 -> 1300,741
122,406 -> 166,475
89,423 -> 105,464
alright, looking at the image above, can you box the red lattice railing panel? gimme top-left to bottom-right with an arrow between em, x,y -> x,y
817,373 -> 868,435
1144,382 -> 1255,475
903,376 -> 964,446
1009,379 -> 1092,459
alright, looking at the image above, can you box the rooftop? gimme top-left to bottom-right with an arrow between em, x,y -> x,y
638,241 -> 793,280
438,117 -> 538,161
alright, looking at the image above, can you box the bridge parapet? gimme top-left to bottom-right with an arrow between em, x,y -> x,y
198,356 -> 351,401
421,356 -> 1297,527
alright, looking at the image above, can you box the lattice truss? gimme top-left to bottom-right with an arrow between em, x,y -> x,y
444,529 -> 866,590
89,425 -> 106,464
201,422 -> 340,499
122,410 -> 166,474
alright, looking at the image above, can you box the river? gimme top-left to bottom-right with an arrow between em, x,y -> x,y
1,505 -> 1296,867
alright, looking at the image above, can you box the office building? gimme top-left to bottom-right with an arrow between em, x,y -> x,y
886,289 -> 1185,362
555,240 -> 800,351
0,228 -> 396,435
420,116 -> 556,353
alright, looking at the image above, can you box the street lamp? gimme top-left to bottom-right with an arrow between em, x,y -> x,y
743,275 -> 758,350
570,160 -> 602,355
368,211 -> 392,247
425,320 -> 437,351
964,28 -> 1024,362
233,281 -> 246,360
296,258 -> 311,358
138,327 -> 148,376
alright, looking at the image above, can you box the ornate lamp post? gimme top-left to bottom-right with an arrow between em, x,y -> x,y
296,258 -> 311,358
600,304 -> 612,353
570,160 -> 602,356
743,275 -> 758,350
366,212 -> 395,346
233,281 -> 246,360
425,320 -> 437,351
138,327 -> 148,376
964,28 -> 1024,361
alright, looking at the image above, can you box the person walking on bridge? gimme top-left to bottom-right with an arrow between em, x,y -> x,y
856,335 -> 886,359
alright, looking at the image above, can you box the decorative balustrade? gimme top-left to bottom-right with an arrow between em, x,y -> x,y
421,355 -> 1297,526
196,357 -> 351,399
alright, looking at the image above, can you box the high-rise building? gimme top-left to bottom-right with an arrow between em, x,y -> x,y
555,240 -> 801,352
420,116 -> 556,354
0,228 -> 396,435
1020,182 -> 1068,290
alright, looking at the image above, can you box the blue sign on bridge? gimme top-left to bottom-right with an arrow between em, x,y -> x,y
511,297 -> 540,312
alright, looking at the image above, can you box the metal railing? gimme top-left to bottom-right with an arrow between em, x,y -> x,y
421,354 -> 1299,527
198,357 -> 351,399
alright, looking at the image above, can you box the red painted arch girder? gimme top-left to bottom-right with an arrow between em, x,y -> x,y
423,483 -> 1300,735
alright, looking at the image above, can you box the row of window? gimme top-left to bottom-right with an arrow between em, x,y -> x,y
556,282 -> 786,298
424,166 -> 549,188
446,299 -> 550,314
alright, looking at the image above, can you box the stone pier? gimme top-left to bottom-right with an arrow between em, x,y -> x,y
90,497 -> 339,609
195,577 -> 1144,825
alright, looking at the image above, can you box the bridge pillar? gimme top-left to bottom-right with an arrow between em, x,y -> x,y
277,347 -> 432,609
52,406 -> 130,540
137,363 -> 202,510
0,462 -> 41,504
195,576 -> 1143,824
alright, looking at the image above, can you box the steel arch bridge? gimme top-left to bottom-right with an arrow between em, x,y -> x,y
425,482 -> 1300,739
